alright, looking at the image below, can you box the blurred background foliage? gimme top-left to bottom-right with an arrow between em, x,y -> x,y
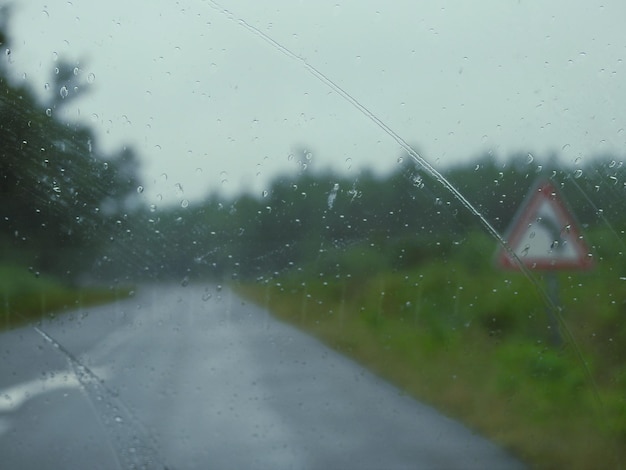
105,153 -> 626,284
0,9 -> 140,281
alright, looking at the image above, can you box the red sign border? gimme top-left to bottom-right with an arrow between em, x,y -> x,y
496,179 -> 594,271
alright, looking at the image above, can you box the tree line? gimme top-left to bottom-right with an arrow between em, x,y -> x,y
104,152 -> 626,283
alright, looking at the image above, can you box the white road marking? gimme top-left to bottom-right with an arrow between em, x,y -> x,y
0,366 -> 110,414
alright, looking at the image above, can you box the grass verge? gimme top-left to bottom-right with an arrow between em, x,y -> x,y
0,264 -> 133,332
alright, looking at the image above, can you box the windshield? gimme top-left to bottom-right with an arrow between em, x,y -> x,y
1,1 -> 625,468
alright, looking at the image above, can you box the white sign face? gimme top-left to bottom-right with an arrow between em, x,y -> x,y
496,179 -> 594,271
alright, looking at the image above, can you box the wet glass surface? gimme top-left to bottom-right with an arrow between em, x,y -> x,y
1,1 -> 625,468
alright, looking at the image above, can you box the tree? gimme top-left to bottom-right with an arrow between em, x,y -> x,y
0,10 -> 141,280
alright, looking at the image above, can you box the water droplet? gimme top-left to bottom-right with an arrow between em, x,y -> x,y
526,153 -> 534,164
181,199 -> 189,208
73,67 -> 80,76
411,174 -> 424,189
114,416 -> 123,423
149,204 -> 157,212
59,86 -> 68,98
136,186 -> 144,194
87,72 -> 96,83
574,169 -> 583,179
327,183 -> 339,209
262,190 -> 268,198
397,156 -> 404,164
348,187 -> 361,201
45,108 -> 52,117
181,276 -> 189,287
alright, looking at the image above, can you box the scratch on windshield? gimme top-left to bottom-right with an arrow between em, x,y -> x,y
206,0 -> 595,387
32,326 -> 168,469
204,2 -> 620,467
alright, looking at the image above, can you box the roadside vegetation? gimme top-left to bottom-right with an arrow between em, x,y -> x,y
0,265 -> 133,332
1,11 -> 139,329
236,227 -> 626,470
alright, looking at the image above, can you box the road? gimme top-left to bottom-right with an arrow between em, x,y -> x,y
0,284 -> 525,469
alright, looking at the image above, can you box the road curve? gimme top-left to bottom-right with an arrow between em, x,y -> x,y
0,284 -> 525,469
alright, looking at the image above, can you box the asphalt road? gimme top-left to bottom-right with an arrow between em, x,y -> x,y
0,284 -> 525,469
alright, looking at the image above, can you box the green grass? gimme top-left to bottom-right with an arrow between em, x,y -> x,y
235,230 -> 626,470
0,264 -> 133,331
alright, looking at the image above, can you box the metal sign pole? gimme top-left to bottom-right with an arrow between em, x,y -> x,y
545,272 -> 563,346
495,178 -> 593,347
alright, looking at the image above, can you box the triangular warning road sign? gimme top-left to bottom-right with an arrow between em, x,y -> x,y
496,179 -> 594,271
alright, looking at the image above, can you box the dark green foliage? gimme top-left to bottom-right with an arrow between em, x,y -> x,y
494,341 -> 589,417
0,11 -> 140,280
123,149 -> 626,284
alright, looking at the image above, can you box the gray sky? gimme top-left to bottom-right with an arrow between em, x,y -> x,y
6,0 -> 626,205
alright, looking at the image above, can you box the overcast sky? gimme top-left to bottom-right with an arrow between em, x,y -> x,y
5,0 -> 626,205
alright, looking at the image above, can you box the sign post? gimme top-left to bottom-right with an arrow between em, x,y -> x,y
544,272 -> 562,346
495,178 -> 594,345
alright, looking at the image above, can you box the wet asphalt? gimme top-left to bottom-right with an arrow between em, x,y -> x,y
0,284 -> 525,469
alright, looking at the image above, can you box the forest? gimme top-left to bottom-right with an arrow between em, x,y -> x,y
96,152 -> 626,285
